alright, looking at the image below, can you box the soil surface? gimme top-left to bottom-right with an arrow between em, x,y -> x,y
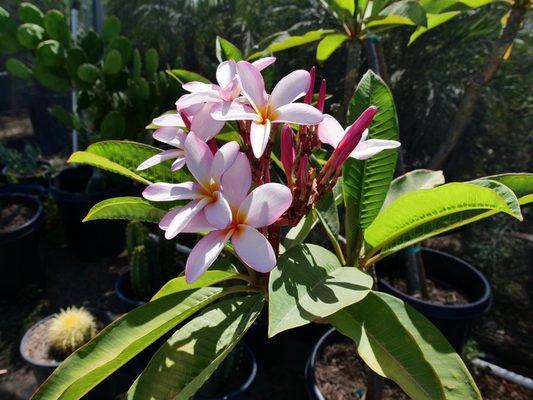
0,203 -> 35,232
315,342 -> 532,400
387,276 -> 469,305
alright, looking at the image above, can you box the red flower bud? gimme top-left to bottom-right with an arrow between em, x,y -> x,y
281,124 -> 295,176
299,154 -> 309,186
304,66 -> 316,104
316,79 -> 326,112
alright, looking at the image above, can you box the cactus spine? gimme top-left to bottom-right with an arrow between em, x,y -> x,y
48,306 -> 97,359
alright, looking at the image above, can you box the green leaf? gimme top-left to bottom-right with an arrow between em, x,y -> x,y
36,39 -> 66,67
420,0 -> 496,14
19,2 -> 44,25
83,196 -> 167,223
481,173 -> 533,205
101,16 -> 121,41
100,111 -> 125,138
364,182 -> 523,260
248,29 -> 336,59
152,271 -> 244,300
329,291 -> 481,399
6,58 -> 32,79
44,10 -> 70,46
33,287 -> 230,400
69,140 -> 191,184
316,33 -> 348,63
128,294 -> 263,400
16,23 -> 45,49
103,49 -> 122,75
32,61 -> 70,91
216,36 -> 244,62
66,48 -> 88,79
80,31 -> 103,64
383,169 -> 444,208
49,104 -> 80,130
269,244 -> 372,337
366,0 -> 428,29
408,12 -> 460,44
469,179 -> 522,218
166,69 -> 211,84
145,48 -> 159,76
343,70 -> 399,252
77,63 -> 99,84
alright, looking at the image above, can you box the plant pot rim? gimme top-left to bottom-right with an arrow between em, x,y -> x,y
20,309 -> 115,368
0,193 -> 43,237
2,160 -> 51,179
194,343 -> 257,400
377,247 -> 491,313
305,327 -> 338,400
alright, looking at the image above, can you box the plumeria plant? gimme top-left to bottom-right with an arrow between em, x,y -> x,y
33,51 -> 532,399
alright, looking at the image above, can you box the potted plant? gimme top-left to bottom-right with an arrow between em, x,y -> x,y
0,143 -> 50,188
32,51 -> 531,400
116,221 -> 185,311
0,192 -> 44,298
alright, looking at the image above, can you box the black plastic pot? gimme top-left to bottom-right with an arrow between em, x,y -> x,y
376,248 -> 492,353
19,309 -> 137,398
115,270 -> 147,312
50,166 -> 126,258
194,344 -> 258,400
0,193 -> 44,298
2,160 -> 51,189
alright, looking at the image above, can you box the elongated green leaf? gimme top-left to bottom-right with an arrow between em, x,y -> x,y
383,169 -> 444,208
216,36 -> 244,62
316,33 -> 348,63
269,244 -> 372,337
343,70 -> 400,234
330,291 -> 481,399
69,140 -> 191,184
481,173 -> 533,205
166,69 -> 211,84
83,196 -> 166,223
469,179 -> 521,217
408,12 -> 460,44
366,0 -> 428,28
152,271 -> 244,300
420,0 -> 496,14
364,182 -> 523,259
33,287 -> 229,400
128,294 -> 264,399
248,29 -> 335,59
324,0 -> 356,18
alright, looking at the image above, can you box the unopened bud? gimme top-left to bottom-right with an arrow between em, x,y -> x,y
281,124 -> 295,176
304,66 -> 316,104
316,79 -> 326,112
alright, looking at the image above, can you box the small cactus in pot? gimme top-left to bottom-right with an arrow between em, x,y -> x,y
48,306 -> 97,359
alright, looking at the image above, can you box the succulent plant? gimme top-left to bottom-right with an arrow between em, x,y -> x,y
126,221 -> 179,300
0,3 -> 179,143
48,306 -> 97,359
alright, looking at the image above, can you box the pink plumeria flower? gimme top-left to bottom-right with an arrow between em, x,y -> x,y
318,114 -> 400,160
174,58 -> 276,142
143,133 -> 241,239
137,127 -> 188,171
211,61 -> 324,158
185,153 -> 292,282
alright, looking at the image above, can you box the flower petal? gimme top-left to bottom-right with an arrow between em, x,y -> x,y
153,127 -> 187,148
176,92 -> 221,110
236,61 -> 268,112
269,69 -> 310,109
249,120 -> 271,159
184,132 -> 214,188
165,198 -> 210,239
350,139 -> 400,160
216,60 -> 237,88
237,183 -> 292,228
317,114 -> 344,148
171,157 -> 186,171
251,57 -> 276,71
221,153 -> 251,212
211,101 -> 259,121
273,103 -> 323,125
232,225 -> 276,273
152,113 -> 185,127
211,141 -> 240,182
182,81 -> 219,93
191,103 -> 225,141
204,192 -> 232,229
185,229 -> 232,282
160,208 -> 214,233
137,149 -> 183,171
142,182 -> 201,201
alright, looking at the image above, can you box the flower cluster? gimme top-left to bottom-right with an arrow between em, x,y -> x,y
138,58 -> 399,282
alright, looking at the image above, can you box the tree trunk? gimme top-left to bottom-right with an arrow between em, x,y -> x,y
338,40 -> 361,123
429,3 -> 527,170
